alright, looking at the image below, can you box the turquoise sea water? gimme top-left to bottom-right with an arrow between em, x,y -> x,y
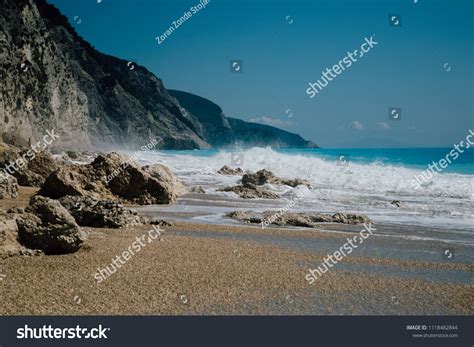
280,147 -> 474,174
155,147 -> 474,175
134,146 -> 473,230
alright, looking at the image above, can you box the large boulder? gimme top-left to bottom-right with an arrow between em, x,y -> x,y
38,162 -> 115,200
39,153 -> 180,204
0,143 -> 58,187
217,165 -> 244,175
143,164 -> 187,197
0,172 -> 18,199
104,157 -> 177,205
218,183 -> 280,199
242,169 -> 310,188
14,150 -> 59,187
59,196 -> 143,228
16,196 -> 84,254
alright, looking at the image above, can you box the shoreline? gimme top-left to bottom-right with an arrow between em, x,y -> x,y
1,188 -> 472,315
135,192 -> 474,247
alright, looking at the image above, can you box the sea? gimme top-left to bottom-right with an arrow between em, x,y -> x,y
131,147 -> 474,231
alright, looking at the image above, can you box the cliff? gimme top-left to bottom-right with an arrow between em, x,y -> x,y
0,0 -> 316,150
169,90 -> 318,149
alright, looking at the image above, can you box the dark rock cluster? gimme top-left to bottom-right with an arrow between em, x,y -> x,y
216,167 -> 311,199
39,153 -> 181,204
226,210 -> 371,228
1,148 -> 184,257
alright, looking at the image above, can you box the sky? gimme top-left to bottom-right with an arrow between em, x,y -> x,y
49,0 -> 473,148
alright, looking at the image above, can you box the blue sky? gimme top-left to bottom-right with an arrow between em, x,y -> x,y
49,0 -> 473,148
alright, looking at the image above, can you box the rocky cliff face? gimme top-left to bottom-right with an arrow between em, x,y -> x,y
168,90 -> 231,147
169,90 -> 318,148
0,0 -> 316,150
1,0 -> 89,149
0,0 -> 209,150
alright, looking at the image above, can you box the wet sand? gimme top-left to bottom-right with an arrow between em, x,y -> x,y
0,188 -> 473,315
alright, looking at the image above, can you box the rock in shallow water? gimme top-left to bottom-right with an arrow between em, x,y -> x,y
149,218 -> 174,227
189,186 -> 206,194
217,166 -> 244,175
143,164 -> 187,196
226,210 -> 371,227
241,169 -> 310,188
218,183 -> 280,199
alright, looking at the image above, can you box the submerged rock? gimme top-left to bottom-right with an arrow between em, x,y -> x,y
391,200 -> 401,208
66,151 -> 80,160
226,210 -> 371,228
190,186 -> 206,194
218,183 -> 280,199
59,196 -> 143,228
16,196 -> 84,254
226,210 -> 263,224
149,219 -> 174,227
241,169 -> 310,188
330,212 -> 370,225
56,151 -> 95,165
217,166 -> 244,175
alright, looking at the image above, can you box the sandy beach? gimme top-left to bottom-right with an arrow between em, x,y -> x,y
1,2 -> 473,346
1,187 -> 472,316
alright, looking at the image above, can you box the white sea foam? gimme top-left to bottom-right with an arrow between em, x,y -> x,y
131,147 -> 474,230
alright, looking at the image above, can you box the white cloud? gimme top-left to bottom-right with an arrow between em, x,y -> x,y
350,121 -> 364,130
376,122 -> 391,129
249,116 -> 292,127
